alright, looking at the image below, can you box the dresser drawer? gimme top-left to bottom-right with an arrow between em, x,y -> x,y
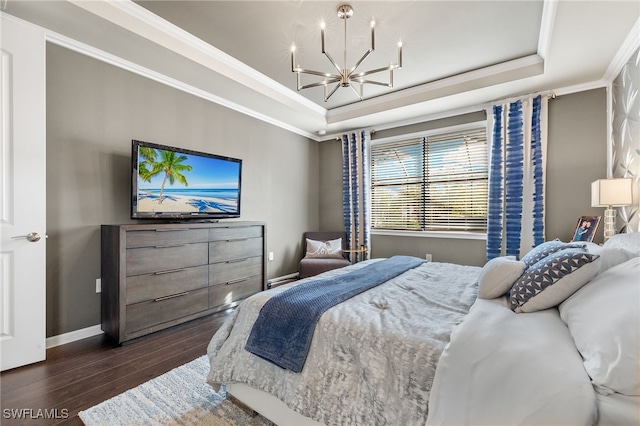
209,275 -> 263,308
209,238 -> 262,263
126,242 -> 208,276
125,265 -> 208,305
126,228 -> 209,248
209,256 -> 263,285
125,287 -> 209,334
209,226 -> 262,241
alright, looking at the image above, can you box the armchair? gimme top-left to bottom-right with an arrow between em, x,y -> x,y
298,231 -> 351,279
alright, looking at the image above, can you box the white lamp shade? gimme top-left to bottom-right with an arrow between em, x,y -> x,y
591,178 -> 633,207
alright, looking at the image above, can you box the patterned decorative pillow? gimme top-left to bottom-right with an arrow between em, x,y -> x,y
520,239 -> 587,268
510,249 -> 600,313
305,238 -> 344,259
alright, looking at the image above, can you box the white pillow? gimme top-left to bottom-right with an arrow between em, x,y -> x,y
603,232 -> 640,256
584,242 -> 638,274
510,249 -> 600,313
559,257 -> 640,396
305,238 -> 344,259
477,256 -> 526,299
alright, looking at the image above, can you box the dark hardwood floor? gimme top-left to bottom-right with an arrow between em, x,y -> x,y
1,309 -> 233,426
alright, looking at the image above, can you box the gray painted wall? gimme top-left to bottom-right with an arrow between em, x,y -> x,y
45,38 -> 609,337
318,88 -> 608,266
546,89 -> 608,243
46,44 -> 319,337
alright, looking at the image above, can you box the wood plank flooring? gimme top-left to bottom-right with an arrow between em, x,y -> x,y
0,309 -> 233,426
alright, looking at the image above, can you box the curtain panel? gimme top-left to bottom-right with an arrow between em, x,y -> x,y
342,130 -> 371,262
487,95 -> 548,260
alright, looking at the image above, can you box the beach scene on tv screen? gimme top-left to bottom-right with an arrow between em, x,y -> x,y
136,146 -> 239,215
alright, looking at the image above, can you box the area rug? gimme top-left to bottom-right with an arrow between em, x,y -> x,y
79,355 -> 274,426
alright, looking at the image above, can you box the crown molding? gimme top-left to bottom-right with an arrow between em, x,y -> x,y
326,54 -> 544,124
553,80 -> 608,98
537,0 -> 558,60
44,27 -> 318,140
7,1 -> 632,143
67,0 -> 327,117
602,16 -> 640,83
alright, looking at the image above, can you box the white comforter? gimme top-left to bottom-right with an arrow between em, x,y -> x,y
207,259 -> 479,426
427,297 -> 598,425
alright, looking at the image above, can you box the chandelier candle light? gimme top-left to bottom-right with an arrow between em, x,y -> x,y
290,4 -> 403,102
591,178 -> 633,241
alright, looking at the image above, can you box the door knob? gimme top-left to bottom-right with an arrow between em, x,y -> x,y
12,232 -> 41,242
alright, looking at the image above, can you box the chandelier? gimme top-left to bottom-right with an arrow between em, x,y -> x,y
290,4 -> 403,102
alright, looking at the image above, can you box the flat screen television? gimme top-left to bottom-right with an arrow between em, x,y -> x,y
131,140 -> 242,220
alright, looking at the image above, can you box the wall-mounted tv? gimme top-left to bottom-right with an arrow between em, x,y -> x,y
131,140 -> 242,220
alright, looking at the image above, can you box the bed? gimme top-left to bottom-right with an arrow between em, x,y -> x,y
206,232 -> 640,425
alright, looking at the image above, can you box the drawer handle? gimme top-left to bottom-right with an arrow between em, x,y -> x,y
226,258 -> 248,264
226,277 -> 249,285
154,291 -> 189,302
153,268 -> 187,275
155,229 -> 189,232
225,238 -> 249,242
154,243 -> 185,248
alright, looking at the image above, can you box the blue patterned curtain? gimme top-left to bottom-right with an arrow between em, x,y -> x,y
487,95 -> 547,261
342,130 -> 370,262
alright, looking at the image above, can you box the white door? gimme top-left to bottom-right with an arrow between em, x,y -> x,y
0,15 -> 47,371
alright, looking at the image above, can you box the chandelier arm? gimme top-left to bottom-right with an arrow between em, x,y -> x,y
353,64 -> 400,79
350,21 -> 375,73
320,23 -> 344,74
295,68 -> 341,79
349,83 -> 363,101
299,78 -> 341,91
324,82 -> 342,101
351,48 -> 374,74
353,78 -> 393,87
323,50 -> 343,75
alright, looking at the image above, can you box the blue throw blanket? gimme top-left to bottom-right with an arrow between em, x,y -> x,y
244,255 -> 425,372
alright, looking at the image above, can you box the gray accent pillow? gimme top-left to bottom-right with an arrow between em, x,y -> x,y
584,242 -> 638,275
603,232 -> 640,256
510,249 -> 600,313
520,239 -> 587,268
305,238 -> 344,259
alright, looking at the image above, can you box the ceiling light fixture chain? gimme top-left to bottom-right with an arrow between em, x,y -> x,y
290,4 -> 403,102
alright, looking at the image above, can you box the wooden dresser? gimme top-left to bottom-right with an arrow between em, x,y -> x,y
101,221 -> 266,343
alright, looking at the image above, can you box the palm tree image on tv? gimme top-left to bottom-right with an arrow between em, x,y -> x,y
136,147 -> 240,215
138,148 -> 192,204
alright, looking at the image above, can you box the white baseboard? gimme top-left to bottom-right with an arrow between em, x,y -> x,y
46,324 -> 104,349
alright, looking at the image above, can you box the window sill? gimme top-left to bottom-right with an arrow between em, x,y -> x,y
371,229 -> 487,240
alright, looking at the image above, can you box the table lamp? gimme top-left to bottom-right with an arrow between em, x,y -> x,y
591,178 -> 633,241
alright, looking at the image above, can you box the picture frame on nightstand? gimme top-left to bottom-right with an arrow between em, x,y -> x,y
571,215 -> 601,243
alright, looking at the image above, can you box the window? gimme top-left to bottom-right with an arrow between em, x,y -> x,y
371,127 -> 488,232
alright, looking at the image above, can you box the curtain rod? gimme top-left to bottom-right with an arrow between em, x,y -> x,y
482,91 -> 556,110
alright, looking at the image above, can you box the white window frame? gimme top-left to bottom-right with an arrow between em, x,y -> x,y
370,121 -> 488,240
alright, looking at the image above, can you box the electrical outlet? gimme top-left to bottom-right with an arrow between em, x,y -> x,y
96,278 -> 101,293
268,252 -> 274,261
425,253 -> 432,262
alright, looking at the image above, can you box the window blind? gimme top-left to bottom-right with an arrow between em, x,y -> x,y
371,128 -> 488,232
